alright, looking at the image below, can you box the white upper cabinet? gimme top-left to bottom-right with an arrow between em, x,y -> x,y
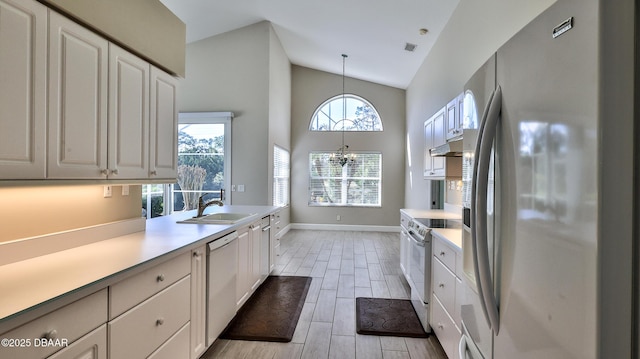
424,107 -> 446,178
445,93 -> 464,140
1,2 -> 178,182
0,0 -> 47,179
48,11 -> 109,179
149,66 -> 178,180
108,44 -> 150,179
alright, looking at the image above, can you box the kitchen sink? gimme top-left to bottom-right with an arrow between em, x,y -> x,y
177,212 -> 256,224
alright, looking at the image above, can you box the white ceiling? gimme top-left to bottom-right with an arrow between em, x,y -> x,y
159,0 -> 460,89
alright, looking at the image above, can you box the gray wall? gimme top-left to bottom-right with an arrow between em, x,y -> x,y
291,65 -> 406,227
404,0 -> 555,210
179,21 -> 291,212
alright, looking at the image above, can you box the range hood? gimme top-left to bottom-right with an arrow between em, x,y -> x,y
430,137 -> 463,157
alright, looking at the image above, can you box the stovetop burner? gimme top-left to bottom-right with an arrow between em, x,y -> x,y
412,218 -> 447,228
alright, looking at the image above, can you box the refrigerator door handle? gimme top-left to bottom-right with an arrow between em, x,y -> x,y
470,88 -> 495,330
474,85 -> 502,334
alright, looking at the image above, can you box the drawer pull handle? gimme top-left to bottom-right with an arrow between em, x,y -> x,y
156,318 -> 165,326
157,274 -> 165,282
43,329 -> 58,340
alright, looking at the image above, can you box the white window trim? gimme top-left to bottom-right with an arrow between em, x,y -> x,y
178,112 -> 233,205
308,151 -> 382,207
273,145 -> 290,207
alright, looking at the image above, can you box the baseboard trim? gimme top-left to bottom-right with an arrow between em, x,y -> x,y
290,223 -> 400,232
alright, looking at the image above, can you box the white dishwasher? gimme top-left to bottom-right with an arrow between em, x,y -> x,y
206,231 -> 238,346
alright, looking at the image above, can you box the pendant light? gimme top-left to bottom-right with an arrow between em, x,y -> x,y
329,54 -> 356,167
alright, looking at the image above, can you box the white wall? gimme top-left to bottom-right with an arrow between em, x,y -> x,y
404,0 -> 556,210
291,65 -> 406,226
268,27 -> 292,223
179,21 -> 291,207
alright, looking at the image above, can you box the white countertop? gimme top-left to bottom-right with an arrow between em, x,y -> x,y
0,205 -> 278,325
432,228 -> 463,250
400,208 -> 462,220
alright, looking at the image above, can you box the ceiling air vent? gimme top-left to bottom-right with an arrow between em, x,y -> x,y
404,43 -> 417,52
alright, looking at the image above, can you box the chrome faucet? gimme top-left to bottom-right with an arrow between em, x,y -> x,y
196,194 -> 224,218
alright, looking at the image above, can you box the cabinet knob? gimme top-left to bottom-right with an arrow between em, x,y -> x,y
439,283 -> 445,288
157,274 -> 165,282
193,251 -> 202,258
43,329 -> 58,340
100,169 -> 108,176
440,251 -> 446,256
156,318 -> 165,326
150,170 -> 157,176
437,323 -> 444,330
110,169 -> 119,175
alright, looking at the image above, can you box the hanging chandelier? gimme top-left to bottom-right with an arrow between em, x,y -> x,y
329,54 -> 356,167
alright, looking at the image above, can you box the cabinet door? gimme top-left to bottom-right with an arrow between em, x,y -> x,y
108,44 -> 149,179
48,11 -> 108,179
236,227 -> 250,308
446,97 -> 458,140
0,0 -> 47,179
457,92 -> 465,133
250,222 -> 262,291
431,109 -> 446,174
149,66 -> 178,180
190,246 -> 206,359
423,119 -> 434,177
48,324 -> 107,359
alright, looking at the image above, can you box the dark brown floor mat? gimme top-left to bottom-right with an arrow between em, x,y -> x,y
220,276 -> 312,342
356,297 -> 428,338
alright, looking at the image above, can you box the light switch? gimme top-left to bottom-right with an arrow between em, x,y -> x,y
238,185 -> 245,192
122,185 -> 129,196
103,185 -> 112,198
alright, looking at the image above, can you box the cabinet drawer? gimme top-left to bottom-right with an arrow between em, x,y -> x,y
433,236 -> 456,272
147,322 -> 190,359
108,275 -> 190,359
432,257 -> 456,315
0,289 -> 107,359
109,252 -> 190,319
48,324 -> 106,359
431,295 -> 460,359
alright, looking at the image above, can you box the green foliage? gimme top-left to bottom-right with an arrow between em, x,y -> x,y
142,195 -> 164,218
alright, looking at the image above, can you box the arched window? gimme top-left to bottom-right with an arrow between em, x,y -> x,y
309,94 -> 383,131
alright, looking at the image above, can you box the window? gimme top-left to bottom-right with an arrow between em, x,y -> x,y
309,152 -> 382,207
309,94 -> 382,131
273,145 -> 290,207
142,112 -> 232,218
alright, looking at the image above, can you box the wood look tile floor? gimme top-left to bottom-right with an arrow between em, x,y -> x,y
200,230 -> 448,359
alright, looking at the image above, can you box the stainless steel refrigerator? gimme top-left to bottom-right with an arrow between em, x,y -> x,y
459,0 -> 598,357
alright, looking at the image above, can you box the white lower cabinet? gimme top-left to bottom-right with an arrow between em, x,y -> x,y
148,322 -> 190,359
431,295 -> 459,359
431,231 -> 463,359
0,289 -> 107,359
47,324 -> 107,359
190,246 -> 207,359
108,276 -> 190,359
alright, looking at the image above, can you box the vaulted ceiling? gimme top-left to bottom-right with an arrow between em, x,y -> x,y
159,0 -> 460,89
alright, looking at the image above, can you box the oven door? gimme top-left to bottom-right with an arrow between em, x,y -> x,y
408,233 -> 426,302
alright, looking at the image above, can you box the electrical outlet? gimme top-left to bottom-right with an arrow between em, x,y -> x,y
103,185 -> 112,198
337,215 -> 341,221
121,185 -> 129,196
231,185 -> 236,192
238,185 -> 245,192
